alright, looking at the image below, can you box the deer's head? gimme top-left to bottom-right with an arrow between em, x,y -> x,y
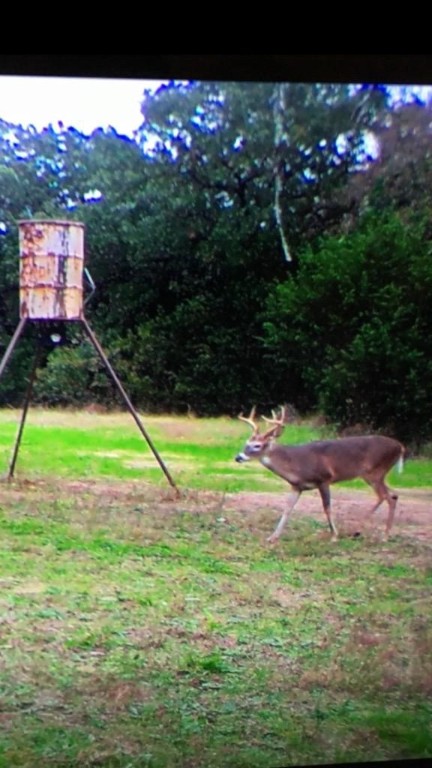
235,406 -> 286,462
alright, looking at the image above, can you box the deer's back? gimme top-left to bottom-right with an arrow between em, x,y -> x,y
268,435 -> 403,487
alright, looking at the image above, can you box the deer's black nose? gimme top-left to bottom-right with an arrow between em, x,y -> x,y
235,453 -> 248,463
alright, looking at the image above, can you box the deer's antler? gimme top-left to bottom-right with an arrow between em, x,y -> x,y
261,405 -> 286,438
238,405 -> 259,433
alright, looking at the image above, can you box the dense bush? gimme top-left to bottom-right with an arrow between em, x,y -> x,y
262,210 -> 432,446
33,342 -> 116,408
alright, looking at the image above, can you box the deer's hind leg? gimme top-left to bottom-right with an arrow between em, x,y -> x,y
364,475 -> 398,539
318,483 -> 338,541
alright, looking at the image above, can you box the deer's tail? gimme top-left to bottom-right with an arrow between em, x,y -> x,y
397,445 -> 406,474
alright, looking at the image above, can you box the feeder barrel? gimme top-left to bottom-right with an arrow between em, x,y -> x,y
18,219 -> 84,320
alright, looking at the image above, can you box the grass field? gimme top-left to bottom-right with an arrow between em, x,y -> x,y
0,407 -> 431,492
0,409 -> 431,767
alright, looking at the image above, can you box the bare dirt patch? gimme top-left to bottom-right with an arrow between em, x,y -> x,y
224,487 -> 432,544
1,476 -> 430,545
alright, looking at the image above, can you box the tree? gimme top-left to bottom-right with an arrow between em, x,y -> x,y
108,80 -> 389,412
262,210 -> 432,446
332,97 -> 432,231
3,81 -> 418,424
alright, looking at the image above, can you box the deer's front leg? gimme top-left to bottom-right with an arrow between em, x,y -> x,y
267,488 -> 301,544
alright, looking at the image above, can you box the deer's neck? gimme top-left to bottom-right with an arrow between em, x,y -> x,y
259,442 -> 279,468
258,443 -> 304,487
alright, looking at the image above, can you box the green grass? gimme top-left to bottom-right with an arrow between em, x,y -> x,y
0,408 -> 430,492
0,409 -> 431,767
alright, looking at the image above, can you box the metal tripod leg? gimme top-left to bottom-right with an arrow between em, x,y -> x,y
0,317 -> 28,380
8,344 -> 40,479
80,316 -> 179,496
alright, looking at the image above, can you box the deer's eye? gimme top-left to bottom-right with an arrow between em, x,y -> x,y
248,441 -> 263,452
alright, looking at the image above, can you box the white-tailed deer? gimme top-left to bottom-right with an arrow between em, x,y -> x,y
235,406 -> 405,543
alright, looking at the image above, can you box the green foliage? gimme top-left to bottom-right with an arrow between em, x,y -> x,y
0,335 -> 34,405
262,210 -> 432,446
33,343 -> 114,407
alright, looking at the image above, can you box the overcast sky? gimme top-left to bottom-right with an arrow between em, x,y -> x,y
0,76 -> 165,137
1,76 -> 431,142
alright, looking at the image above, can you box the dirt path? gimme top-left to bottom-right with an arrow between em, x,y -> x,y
1,476 -> 430,545
225,488 -> 432,544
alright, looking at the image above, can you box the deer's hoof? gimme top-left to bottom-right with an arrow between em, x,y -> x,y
267,535 -> 279,545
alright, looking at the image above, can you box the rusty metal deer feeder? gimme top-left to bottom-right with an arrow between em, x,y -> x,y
0,219 -> 178,492
19,219 -> 85,320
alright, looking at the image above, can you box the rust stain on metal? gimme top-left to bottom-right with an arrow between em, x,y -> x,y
18,219 -> 84,320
